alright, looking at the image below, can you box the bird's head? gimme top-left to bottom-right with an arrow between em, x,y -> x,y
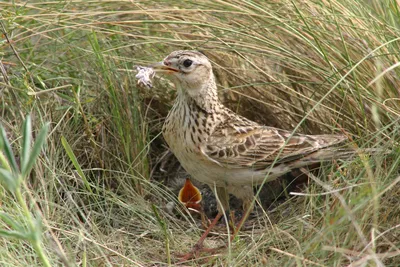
152,50 -> 213,93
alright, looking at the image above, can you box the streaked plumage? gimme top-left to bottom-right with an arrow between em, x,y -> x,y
155,50 -> 347,213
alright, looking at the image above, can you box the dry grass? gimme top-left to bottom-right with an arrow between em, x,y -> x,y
0,0 -> 399,266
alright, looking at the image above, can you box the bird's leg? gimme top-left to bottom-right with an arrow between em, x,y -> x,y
178,186 -> 229,261
231,198 -> 254,242
194,212 -> 223,250
178,212 -> 223,262
195,185 -> 229,249
228,210 -> 236,230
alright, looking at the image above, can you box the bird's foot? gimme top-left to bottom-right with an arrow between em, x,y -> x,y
176,245 -> 222,262
176,212 -> 224,263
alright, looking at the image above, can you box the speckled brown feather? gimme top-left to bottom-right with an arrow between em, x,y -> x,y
203,114 -> 347,169
159,50 -> 348,212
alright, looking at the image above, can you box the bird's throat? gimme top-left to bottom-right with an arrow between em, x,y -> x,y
176,77 -> 220,114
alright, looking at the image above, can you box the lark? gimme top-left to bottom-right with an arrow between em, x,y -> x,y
151,50 -> 349,256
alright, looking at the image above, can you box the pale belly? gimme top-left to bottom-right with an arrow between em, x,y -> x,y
166,133 -> 285,188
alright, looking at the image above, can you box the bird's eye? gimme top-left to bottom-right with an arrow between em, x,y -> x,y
183,59 -> 193,68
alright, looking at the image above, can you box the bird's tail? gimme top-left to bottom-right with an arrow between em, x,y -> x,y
288,147 -> 388,168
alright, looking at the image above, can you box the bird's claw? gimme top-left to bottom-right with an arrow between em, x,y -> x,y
176,246 -> 221,263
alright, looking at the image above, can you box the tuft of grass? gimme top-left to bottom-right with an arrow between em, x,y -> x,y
0,115 -> 51,267
0,0 -> 399,266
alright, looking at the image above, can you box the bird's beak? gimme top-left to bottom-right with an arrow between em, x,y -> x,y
151,61 -> 179,74
178,178 -> 202,212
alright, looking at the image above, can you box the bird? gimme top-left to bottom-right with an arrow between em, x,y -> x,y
178,178 -> 202,213
178,178 -> 212,230
151,50 -> 350,258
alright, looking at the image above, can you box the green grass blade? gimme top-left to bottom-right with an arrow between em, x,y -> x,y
21,123 -> 49,179
152,204 -> 171,266
0,151 -> 11,171
61,136 -> 93,194
20,115 -> 32,176
0,168 -> 17,193
0,229 -> 30,240
0,212 -> 24,232
0,126 -> 18,174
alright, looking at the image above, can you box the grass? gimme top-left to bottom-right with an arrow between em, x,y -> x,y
0,0 -> 399,266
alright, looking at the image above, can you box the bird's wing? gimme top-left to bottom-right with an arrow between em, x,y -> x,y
201,118 -> 346,169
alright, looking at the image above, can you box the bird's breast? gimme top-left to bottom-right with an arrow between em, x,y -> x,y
162,98 -> 219,174
163,103 -> 202,153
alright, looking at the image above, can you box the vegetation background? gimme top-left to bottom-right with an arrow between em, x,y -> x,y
0,0 -> 399,266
